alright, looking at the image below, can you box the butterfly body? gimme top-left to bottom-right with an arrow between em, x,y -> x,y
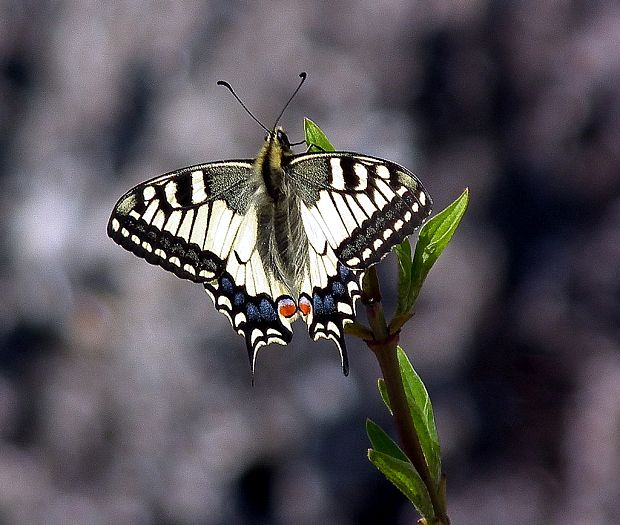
253,128 -> 310,296
108,124 -> 431,375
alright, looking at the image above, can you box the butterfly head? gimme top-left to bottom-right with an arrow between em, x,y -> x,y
265,127 -> 292,152
259,126 -> 294,172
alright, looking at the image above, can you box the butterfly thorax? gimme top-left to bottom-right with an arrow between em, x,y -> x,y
253,127 -> 309,296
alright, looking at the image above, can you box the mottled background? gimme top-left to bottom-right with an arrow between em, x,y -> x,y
1,1 -> 619,524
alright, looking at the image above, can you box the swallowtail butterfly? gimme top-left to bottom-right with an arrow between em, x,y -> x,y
107,73 -> 432,375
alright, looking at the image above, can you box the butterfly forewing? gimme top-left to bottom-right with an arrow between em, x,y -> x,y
108,161 -> 257,282
287,152 -> 432,269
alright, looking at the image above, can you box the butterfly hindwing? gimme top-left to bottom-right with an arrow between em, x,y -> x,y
298,247 -> 362,375
288,152 -> 432,269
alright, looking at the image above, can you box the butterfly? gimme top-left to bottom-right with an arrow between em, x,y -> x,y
107,73 -> 432,376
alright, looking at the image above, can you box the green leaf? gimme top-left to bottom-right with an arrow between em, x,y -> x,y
394,238 -> 413,317
304,118 -> 335,152
377,378 -> 391,414
397,346 -> 442,490
344,321 -> 374,340
408,188 -> 469,306
368,449 -> 435,521
366,419 -> 409,462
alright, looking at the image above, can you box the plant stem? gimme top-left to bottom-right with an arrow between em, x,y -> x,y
362,267 -> 449,525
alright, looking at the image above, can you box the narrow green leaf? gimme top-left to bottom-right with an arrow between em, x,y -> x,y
344,322 -> 375,340
368,449 -> 435,520
394,238 -> 413,317
377,378 -> 392,414
397,346 -> 442,489
408,189 -> 469,305
366,419 -> 409,462
304,118 -> 335,152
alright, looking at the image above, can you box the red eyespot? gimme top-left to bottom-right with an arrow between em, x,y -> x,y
298,297 -> 311,316
278,298 -> 297,318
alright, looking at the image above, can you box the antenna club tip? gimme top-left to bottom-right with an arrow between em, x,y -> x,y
299,72 -> 307,79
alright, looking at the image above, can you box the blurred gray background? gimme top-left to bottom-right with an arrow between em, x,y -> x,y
1,1 -> 619,524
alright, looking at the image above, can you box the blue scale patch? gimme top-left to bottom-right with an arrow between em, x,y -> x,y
234,292 -> 245,306
258,298 -> 277,321
220,276 -> 234,295
323,294 -> 335,313
245,303 -> 260,322
313,295 -> 324,315
332,281 -> 345,296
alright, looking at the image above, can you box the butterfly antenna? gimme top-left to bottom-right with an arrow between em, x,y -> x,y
273,72 -> 307,128
217,79 -> 270,133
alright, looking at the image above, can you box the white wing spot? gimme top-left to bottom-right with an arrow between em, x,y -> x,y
373,238 -> 383,250
191,170 -> 208,204
383,228 -> 393,240
143,186 -> 156,201
376,165 -> 390,179
327,321 -> 340,336
353,163 -> 368,190
394,219 -> 404,231
111,218 -> 120,231
217,295 -> 232,309
121,228 -> 129,237
347,256 -> 361,266
250,328 -> 263,346
330,158 -> 346,190
419,191 -> 426,206
142,241 -> 152,252
131,234 -> 140,244
404,211 -> 412,221
337,303 -> 353,315
183,264 -> 196,275
154,248 -> 166,259
169,256 -> 181,267
413,202 -> 419,212
165,181 -> 179,207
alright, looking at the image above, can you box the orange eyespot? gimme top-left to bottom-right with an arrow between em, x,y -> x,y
298,299 -> 311,316
278,299 -> 297,318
